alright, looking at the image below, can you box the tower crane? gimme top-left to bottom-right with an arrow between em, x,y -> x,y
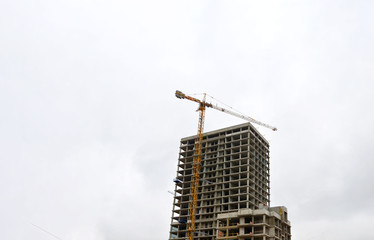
175,90 -> 277,240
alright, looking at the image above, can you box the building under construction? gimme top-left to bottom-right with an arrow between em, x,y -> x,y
169,122 -> 291,240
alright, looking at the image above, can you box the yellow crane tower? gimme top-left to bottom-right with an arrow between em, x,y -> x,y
175,90 -> 277,240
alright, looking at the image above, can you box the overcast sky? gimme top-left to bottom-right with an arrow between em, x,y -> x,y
1,0 -> 374,239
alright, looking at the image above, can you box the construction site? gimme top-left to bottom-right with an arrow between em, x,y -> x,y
169,91 -> 291,240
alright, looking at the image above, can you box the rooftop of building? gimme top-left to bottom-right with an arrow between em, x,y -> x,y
181,122 -> 269,144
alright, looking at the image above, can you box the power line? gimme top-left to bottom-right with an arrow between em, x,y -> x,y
30,222 -> 64,240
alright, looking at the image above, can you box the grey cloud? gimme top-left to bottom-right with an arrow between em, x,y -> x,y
1,0 -> 374,240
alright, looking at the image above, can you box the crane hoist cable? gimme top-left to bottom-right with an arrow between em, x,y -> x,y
175,90 -> 276,240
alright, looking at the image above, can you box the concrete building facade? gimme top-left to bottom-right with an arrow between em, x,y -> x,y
169,123 -> 291,240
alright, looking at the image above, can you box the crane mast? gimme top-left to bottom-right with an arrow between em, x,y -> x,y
175,90 -> 276,240
188,95 -> 206,240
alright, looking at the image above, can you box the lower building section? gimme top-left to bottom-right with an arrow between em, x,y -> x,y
216,206 -> 291,240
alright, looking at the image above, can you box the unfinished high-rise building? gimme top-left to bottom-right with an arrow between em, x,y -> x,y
169,122 -> 291,240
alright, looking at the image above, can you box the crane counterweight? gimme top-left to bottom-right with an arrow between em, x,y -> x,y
175,90 -> 185,99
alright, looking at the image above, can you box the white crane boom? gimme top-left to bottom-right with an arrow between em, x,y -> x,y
209,104 -> 277,131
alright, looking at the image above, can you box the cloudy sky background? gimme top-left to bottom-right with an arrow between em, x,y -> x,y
1,0 -> 374,239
